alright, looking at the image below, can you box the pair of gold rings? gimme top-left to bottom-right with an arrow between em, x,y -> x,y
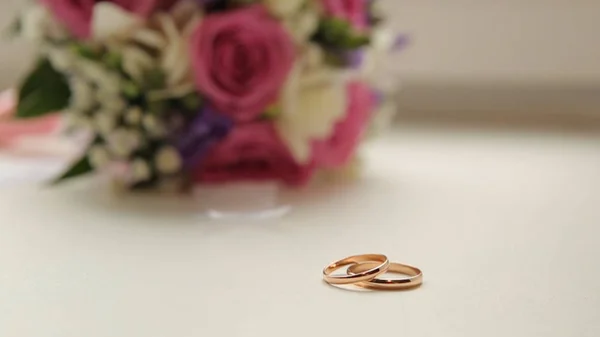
322,254 -> 423,290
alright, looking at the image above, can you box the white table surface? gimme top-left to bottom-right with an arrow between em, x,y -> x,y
1,126 -> 599,337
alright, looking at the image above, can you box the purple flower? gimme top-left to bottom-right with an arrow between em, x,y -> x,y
176,106 -> 232,169
392,34 -> 410,53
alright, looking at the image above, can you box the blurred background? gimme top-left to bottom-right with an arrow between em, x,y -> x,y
1,0 -> 599,129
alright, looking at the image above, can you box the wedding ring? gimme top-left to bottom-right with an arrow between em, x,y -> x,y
322,254 -> 389,285
347,262 -> 423,290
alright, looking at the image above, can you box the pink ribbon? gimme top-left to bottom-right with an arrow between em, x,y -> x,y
0,90 -> 61,146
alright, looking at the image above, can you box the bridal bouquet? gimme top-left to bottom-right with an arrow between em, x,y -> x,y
9,0 -> 403,191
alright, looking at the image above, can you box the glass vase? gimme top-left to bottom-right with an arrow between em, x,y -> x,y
192,182 -> 291,220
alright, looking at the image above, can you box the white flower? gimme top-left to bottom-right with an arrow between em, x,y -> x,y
68,77 -> 95,112
264,0 -> 306,18
106,128 -> 141,158
105,97 -> 127,114
125,107 -> 143,125
77,60 -> 121,91
65,112 -> 94,130
92,3 -> 141,40
88,144 -> 111,169
130,29 -> 166,50
282,2 -> 320,44
45,46 -> 77,72
94,113 -> 118,136
154,147 -> 182,175
19,4 -> 67,41
276,64 -> 348,163
111,2 -> 202,90
94,88 -> 126,113
131,159 -> 152,182
19,5 -> 49,40
121,46 -> 156,83
153,13 -> 192,87
142,115 -> 166,138
147,83 -> 196,102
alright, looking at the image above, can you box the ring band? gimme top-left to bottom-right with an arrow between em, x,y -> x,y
347,262 -> 423,290
322,254 -> 389,285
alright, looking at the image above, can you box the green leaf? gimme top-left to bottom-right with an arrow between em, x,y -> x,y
319,18 -> 351,45
51,155 -> 94,185
103,50 -> 123,70
16,59 -> 71,119
314,18 -> 371,50
70,43 -> 103,61
260,104 -> 281,120
341,35 -> 370,49
121,80 -> 141,99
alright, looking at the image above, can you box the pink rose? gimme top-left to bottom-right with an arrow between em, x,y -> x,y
41,0 -> 94,38
194,123 -> 314,186
190,5 -> 295,122
41,0 -> 179,38
321,0 -> 368,30
312,82 -> 374,168
112,0 -> 180,15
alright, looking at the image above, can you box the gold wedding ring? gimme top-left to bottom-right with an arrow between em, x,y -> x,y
322,254 -> 389,285
347,262 -> 423,290
322,254 -> 423,291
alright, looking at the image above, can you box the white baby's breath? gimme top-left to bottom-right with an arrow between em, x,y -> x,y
77,60 -> 122,91
94,113 -> 118,136
65,112 -> 94,130
94,87 -> 126,112
45,46 -> 77,72
68,77 -> 95,112
88,144 -> 111,169
154,147 -> 183,175
131,159 -> 152,182
125,107 -> 143,125
142,115 -> 165,138
104,97 -> 127,114
106,128 -> 141,158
